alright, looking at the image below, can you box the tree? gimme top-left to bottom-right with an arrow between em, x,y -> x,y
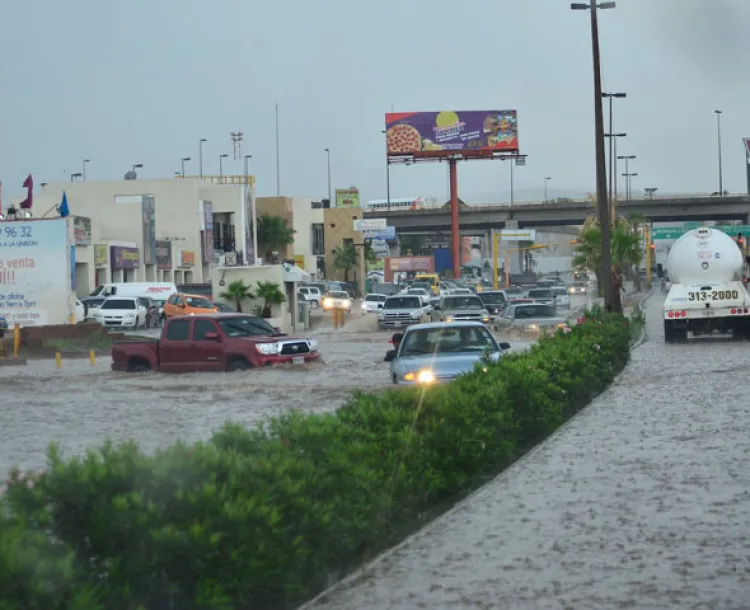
255,281 -> 286,318
219,280 -> 254,313
256,214 -> 295,262
332,243 -> 358,282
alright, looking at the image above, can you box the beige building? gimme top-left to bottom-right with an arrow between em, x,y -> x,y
323,207 -> 365,282
10,176 -> 329,297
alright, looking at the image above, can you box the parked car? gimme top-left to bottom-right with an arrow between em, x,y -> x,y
213,302 -> 236,313
111,314 -> 320,373
298,285 -> 321,307
525,288 -> 554,305
378,295 -> 429,330
431,295 -> 491,324
494,303 -> 567,333
361,293 -> 387,314
549,286 -> 571,308
90,297 -> 148,329
322,291 -> 352,312
162,293 -> 218,321
386,321 -> 511,385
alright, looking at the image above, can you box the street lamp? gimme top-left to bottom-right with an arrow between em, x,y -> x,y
199,138 -> 207,178
644,187 -> 658,199
82,159 -> 90,181
132,163 -> 143,173
605,133 -> 627,204
715,109 -> 724,195
324,148 -> 332,204
622,172 -> 638,202
181,157 -> 191,177
382,130 -> 391,209
617,155 -> 636,201
244,154 -> 253,178
70,173 -> 82,183
602,92 -> 626,207
572,0 -> 617,312
219,153 -> 229,180
544,177 -> 552,202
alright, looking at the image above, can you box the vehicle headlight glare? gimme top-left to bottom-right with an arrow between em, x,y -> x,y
257,342 -> 281,355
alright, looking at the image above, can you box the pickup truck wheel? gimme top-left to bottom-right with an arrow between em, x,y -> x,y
227,358 -> 250,372
129,361 -> 151,373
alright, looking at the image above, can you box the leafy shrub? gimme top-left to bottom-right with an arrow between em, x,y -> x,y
0,309 -> 631,610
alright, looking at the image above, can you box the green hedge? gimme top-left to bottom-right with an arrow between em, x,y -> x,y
1,309 -> 631,610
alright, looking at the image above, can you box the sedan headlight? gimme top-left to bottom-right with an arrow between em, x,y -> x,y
404,369 -> 436,384
524,323 -> 539,331
308,339 -> 318,352
323,298 -> 333,308
482,316 -> 490,323
444,316 -> 454,322
256,342 -> 281,355
569,287 -> 575,293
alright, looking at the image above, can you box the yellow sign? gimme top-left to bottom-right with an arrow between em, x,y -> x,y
94,244 -> 108,266
336,188 -> 360,208
179,250 -> 196,267
293,254 -> 305,268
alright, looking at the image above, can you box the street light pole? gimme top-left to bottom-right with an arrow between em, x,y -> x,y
219,154 -> 228,180
70,173 -> 82,183
717,110 -> 724,194
623,172 -> 638,201
82,159 -> 90,181
602,93 -> 626,212
181,157 -> 191,177
199,138 -> 207,178
324,148 -> 332,204
382,130 -> 391,210
544,176 -> 552,202
243,154 -> 252,179
617,155 -> 636,201
572,0 -> 617,312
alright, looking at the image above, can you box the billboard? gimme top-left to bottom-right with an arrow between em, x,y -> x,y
156,240 -> 172,270
142,195 -> 156,265
110,246 -> 140,269
94,244 -> 108,266
385,110 -> 518,158
0,218 -> 69,326
336,188 -> 360,208
354,218 -> 387,232
179,250 -> 196,268
73,216 -> 92,245
500,229 -> 536,241
461,236 -> 483,268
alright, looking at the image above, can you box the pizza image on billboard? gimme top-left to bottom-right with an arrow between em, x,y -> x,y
385,110 -> 519,158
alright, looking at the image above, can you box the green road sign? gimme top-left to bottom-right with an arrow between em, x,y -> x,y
651,225 -> 750,240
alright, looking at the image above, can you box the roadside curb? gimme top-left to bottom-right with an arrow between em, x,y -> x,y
630,284 -> 654,350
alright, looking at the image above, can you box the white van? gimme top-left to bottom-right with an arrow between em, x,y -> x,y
90,283 -> 177,318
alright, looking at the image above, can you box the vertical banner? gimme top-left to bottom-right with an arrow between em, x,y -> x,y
202,200 -> 214,263
245,177 -> 256,264
141,195 -> 156,265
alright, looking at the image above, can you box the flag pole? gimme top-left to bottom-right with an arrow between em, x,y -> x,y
275,102 -> 281,196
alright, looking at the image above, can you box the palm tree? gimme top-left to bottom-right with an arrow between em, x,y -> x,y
255,281 -> 286,318
219,279 -> 254,313
332,243 -> 358,282
256,214 -> 295,262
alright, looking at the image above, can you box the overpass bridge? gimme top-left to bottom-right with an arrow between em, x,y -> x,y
364,194 -> 750,232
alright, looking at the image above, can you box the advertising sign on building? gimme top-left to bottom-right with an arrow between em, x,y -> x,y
155,240 -> 172,270
141,195 -> 156,265
383,256 -> 434,282
293,254 -> 305,268
336,188 -> 360,208
179,250 -> 196,268
202,200 -> 214,264
363,226 -> 396,241
354,218 -> 387,232
110,246 -> 140,269
94,244 -> 108,267
0,218 -> 69,326
72,216 -> 92,246
385,110 -> 519,158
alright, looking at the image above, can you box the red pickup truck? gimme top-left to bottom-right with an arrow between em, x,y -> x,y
111,313 -> 320,373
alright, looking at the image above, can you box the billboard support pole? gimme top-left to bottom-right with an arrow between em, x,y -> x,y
449,158 -> 460,278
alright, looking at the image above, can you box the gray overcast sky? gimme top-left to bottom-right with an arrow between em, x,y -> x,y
2,0 -> 750,204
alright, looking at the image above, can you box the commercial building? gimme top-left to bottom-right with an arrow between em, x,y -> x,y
9,176 -> 331,297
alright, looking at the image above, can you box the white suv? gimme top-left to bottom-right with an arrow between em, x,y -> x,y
298,286 -> 321,307
91,297 -> 147,329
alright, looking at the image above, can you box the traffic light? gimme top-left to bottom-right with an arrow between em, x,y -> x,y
650,243 -> 656,251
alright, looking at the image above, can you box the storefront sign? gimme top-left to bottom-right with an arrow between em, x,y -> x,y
94,244 -> 108,267
179,250 -> 195,268
73,216 -> 92,245
142,195 -> 156,265
110,246 -> 140,269
156,239 -> 172,270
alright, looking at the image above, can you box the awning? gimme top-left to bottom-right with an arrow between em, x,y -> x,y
283,264 -> 312,283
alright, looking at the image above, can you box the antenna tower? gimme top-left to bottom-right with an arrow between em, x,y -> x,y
230,130 -> 244,160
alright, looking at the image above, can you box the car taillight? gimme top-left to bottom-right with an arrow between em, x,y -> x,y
681,311 -> 687,317
732,308 -> 737,314
668,311 -> 674,318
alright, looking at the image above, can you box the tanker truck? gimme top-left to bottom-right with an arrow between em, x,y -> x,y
663,226 -> 750,342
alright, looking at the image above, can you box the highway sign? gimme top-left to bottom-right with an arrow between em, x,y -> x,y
500,229 -> 536,241
651,225 -> 750,240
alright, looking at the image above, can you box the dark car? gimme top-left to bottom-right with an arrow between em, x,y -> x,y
478,291 -> 507,315
138,297 -> 162,329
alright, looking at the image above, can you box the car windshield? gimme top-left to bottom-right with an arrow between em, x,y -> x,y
479,292 -> 505,304
185,296 -> 214,308
330,291 -> 349,299
218,316 -> 278,337
385,297 -> 421,309
513,304 -> 557,318
407,288 -> 427,294
102,299 -> 136,310
85,298 -> 106,306
443,296 -> 483,310
365,294 -> 383,302
528,289 -> 552,298
400,326 -> 497,355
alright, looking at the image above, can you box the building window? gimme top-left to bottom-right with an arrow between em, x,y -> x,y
312,223 -> 325,255
343,238 -> 353,249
